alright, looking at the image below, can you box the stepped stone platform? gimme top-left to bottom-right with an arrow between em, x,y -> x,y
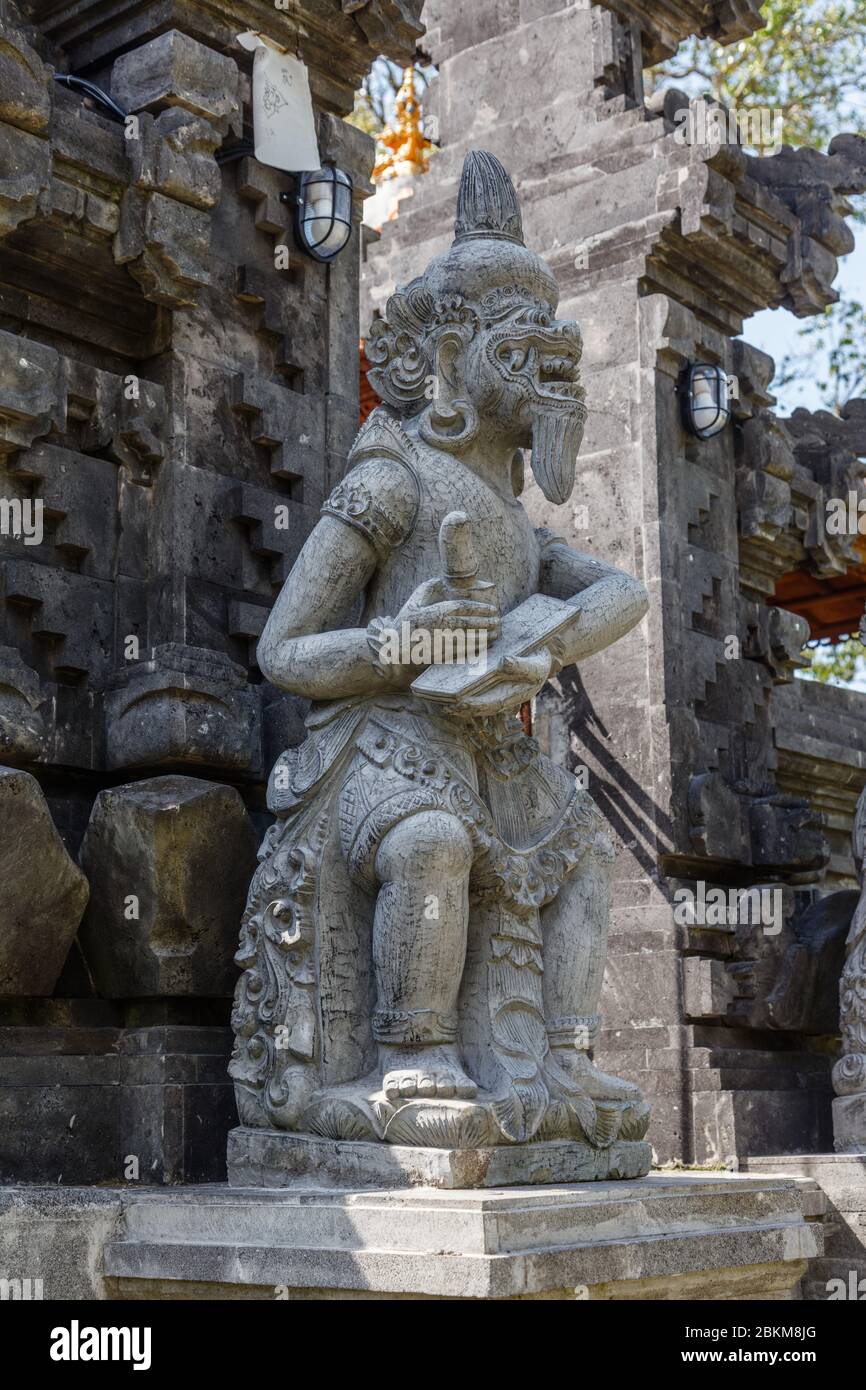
741,1154 -> 866,1301
0,1171 -> 822,1300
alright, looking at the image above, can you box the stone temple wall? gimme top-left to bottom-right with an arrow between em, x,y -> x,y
0,0 -> 424,1183
363,0 -> 866,1163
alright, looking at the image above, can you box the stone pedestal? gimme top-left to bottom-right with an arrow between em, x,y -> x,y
226,1128 -> 652,1190
97,1173 -> 821,1300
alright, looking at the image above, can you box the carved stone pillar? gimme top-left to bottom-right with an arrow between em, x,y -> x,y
833,676 -> 866,1152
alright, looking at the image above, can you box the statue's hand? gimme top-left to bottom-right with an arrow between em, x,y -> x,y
454,648 -> 554,719
387,576 -> 501,671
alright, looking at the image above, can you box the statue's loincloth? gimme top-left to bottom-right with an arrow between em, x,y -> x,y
232,693 -> 628,1147
267,694 -> 607,912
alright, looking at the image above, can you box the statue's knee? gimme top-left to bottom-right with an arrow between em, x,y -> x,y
375,811 -> 473,883
588,829 -> 614,877
593,828 -> 614,861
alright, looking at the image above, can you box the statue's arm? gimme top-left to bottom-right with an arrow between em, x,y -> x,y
537,529 -> 648,664
258,509 -> 500,700
257,516 -> 385,700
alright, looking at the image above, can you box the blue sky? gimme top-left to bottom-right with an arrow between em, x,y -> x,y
746,223 -> 866,689
740,221 -> 866,414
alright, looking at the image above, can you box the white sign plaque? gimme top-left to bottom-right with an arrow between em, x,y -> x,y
236,32 -> 320,174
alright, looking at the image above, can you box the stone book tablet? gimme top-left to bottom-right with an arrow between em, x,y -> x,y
410,590 -> 581,703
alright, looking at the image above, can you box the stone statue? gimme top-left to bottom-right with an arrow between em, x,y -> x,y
833,774 -> 866,1151
229,152 -> 651,1176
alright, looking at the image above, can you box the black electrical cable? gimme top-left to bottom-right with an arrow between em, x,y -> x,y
54,74 -> 254,167
52,73 -> 128,124
215,141 -> 255,165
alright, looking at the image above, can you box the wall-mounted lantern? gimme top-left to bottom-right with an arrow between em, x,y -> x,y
680,363 -> 731,440
285,164 -> 354,262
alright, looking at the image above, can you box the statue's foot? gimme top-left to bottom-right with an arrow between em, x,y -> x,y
545,1049 -> 650,1146
554,1048 -> 642,1104
379,1044 -> 478,1101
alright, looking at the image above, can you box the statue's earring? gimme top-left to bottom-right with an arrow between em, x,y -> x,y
419,397 -> 479,453
511,450 -> 525,497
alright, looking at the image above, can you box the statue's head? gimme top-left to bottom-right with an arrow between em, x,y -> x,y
366,151 -> 586,504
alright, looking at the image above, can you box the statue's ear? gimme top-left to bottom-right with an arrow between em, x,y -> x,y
419,322 -> 480,454
432,330 -> 465,400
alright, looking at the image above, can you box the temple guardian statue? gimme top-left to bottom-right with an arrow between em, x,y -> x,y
229,152 -> 652,1177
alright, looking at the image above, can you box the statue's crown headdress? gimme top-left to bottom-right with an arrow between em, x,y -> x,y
454,151 -> 524,245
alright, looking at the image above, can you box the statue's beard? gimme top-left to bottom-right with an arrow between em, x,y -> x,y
529,403 -> 585,505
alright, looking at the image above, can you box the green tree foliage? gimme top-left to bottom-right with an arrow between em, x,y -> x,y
656,0 -> 866,150
776,299 -> 866,412
347,86 -> 383,139
800,635 -> 866,683
656,1 -> 866,417
658,4 -> 866,680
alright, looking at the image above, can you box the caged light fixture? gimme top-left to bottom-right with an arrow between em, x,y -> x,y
680,363 -> 732,440
284,164 -> 354,262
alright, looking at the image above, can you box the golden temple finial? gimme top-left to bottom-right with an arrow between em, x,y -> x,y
372,66 -> 433,183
